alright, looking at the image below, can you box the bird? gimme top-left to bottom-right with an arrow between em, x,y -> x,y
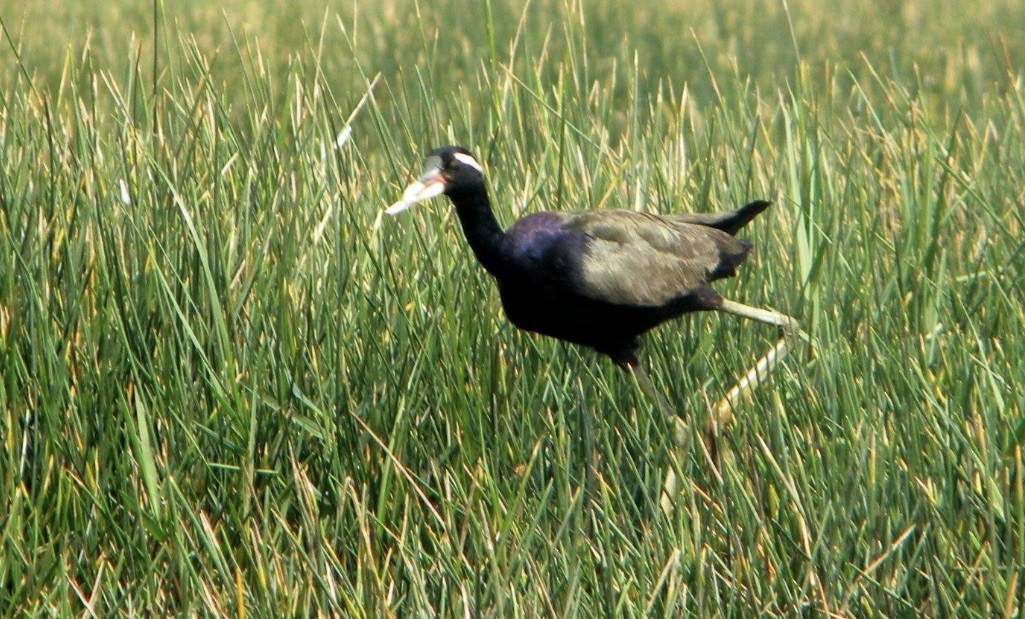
386,145 -> 798,437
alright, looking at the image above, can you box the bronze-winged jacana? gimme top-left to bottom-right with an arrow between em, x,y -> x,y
387,146 -> 799,450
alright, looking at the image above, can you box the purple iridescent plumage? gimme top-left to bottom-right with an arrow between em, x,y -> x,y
394,145 -> 771,367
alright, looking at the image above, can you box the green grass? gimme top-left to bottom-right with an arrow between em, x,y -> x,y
2,0 -> 1024,615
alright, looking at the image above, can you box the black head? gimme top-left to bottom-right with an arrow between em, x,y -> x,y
386,146 -> 486,215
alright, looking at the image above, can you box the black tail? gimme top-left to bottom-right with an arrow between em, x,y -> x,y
673,200 -> 771,236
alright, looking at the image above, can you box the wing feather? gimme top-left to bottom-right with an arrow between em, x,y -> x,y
559,210 -> 752,307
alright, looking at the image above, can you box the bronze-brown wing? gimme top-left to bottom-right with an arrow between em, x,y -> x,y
559,210 -> 752,307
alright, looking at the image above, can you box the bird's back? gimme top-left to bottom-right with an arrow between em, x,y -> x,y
555,209 -> 755,307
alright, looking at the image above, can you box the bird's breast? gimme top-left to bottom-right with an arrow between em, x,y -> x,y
503,214 -> 586,273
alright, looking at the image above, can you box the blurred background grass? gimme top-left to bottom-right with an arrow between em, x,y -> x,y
2,0 -> 1024,616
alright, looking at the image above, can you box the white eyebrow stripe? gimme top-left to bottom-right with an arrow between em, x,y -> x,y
453,152 -> 484,172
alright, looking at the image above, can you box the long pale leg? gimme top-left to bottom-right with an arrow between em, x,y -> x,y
629,365 -> 672,419
708,299 -> 802,437
718,298 -> 799,330
660,299 -> 802,512
627,364 -> 693,513
629,364 -> 699,446
707,337 -> 791,435
576,379 -> 599,528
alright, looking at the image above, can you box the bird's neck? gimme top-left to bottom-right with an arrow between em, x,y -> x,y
449,188 -> 507,275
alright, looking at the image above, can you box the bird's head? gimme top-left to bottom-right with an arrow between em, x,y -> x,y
386,146 -> 485,215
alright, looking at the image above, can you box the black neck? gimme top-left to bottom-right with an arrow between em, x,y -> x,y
448,187 -> 507,275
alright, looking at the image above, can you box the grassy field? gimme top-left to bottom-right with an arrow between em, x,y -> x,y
2,0 -> 1024,615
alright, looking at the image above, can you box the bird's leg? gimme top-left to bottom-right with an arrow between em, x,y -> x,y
623,363 -> 688,444
658,301 -> 802,513
623,362 -> 693,514
718,298 -> 799,330
708,299 -> 802,437
628,364 -> 672,418
575,378 -> 599,531
708,337 -> 791,433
